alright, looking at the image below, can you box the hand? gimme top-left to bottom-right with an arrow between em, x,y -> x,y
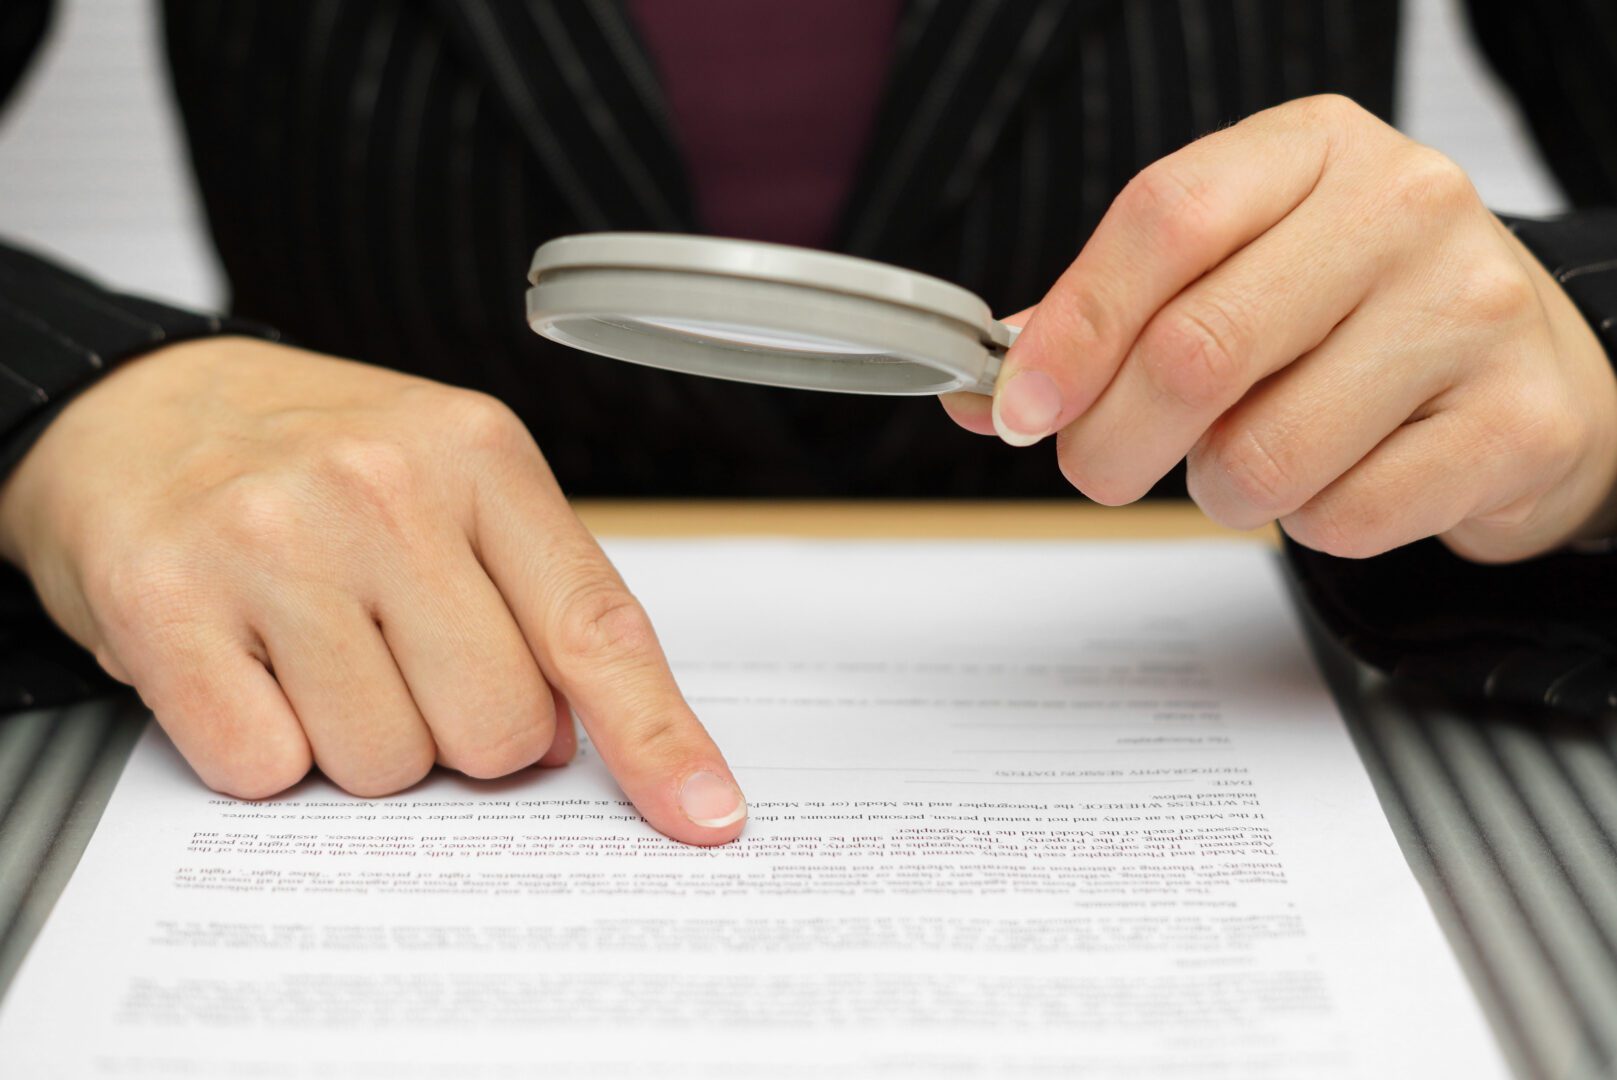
943,95 -> 1617,563
0,338 -> 746,843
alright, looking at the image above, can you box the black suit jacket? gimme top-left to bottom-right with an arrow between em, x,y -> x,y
2,0 -> 1617,713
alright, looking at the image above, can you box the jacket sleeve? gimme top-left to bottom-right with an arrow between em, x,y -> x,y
0,244 -> 282,710
0,0 -> 49,106
1285,2 -> 1617,717
1464,0 -> 1617,359
0,5 -> 279,708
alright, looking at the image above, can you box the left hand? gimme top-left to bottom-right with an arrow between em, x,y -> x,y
941,95 -> 1617,563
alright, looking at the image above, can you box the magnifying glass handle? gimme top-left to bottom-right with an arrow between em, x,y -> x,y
967,322 -> 1021,395
971,354 -> 1003,396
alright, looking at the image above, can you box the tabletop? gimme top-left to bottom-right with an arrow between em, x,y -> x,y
1,500 -> 1613,1080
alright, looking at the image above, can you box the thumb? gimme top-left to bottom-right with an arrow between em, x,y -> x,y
936,307 -> 1036,435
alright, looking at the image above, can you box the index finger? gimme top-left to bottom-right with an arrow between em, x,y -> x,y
473,454 -> 746,846
991,96 -> 1349,447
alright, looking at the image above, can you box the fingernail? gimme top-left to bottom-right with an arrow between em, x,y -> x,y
993,369 -> 1063,446
679,771 -> 747,829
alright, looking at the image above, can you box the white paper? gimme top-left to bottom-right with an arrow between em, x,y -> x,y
0,540 -> 1506,1078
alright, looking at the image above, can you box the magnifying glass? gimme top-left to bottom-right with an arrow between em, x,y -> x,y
526,232 -> 1017,396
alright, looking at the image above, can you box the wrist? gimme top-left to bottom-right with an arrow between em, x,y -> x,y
1508,228 -> 1617,549
0,336 -> 224,573
0,402 -> 70,577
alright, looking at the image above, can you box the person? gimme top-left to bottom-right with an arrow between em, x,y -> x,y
0,1 -> 1614,847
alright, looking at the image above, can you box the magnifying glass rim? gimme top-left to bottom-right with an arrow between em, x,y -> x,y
530,232 -> 1011,349
527,232 -> 1014,396
528,266 -> 1002,395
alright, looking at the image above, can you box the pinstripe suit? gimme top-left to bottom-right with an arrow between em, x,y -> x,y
1,0 -> 1616,714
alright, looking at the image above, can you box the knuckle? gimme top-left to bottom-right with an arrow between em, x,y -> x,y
1282,497 -> 1392,560
1292,93 -> 1366,128
1057,437 -> 1146,507
315,436 -> 417,507
1441,528 -> 1531,566
328,746 -> 435,799
618,713 -> 687,765
198,733 -> 312,801
447,710 -> 558,781
1386,147 -> 1474,217
210,475 -> 308,560
1453,264 -> 1536,329
1196,426 -> 1298,520
1120,160 -> 1221,250
552,582 -> 659,669
1138,301 -> 1248,411
1538,410 -> 1584,469
1502,388 -> 1581,470
440,390 -> 531,456
1494,394 -> 1549,456
1450,493 -> 1567,564
1035,286 -> 1112,361
1461,380 -> 1556,462
1068,472 -> 1144,508
1465,493 -> 1544,536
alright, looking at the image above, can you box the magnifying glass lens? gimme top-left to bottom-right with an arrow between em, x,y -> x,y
626,316 -> 876,356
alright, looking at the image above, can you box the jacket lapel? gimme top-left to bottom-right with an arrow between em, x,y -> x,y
430,0 -> 696,232
838,0 -> 1103,260
429,0 -> 1102,249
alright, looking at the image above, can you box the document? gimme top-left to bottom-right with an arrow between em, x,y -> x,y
0,540 -> 1506,1078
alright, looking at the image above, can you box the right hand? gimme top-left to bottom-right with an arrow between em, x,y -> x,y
0,337 -> 747,844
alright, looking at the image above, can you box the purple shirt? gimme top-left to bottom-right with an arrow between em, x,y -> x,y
629,0 -> 904,248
